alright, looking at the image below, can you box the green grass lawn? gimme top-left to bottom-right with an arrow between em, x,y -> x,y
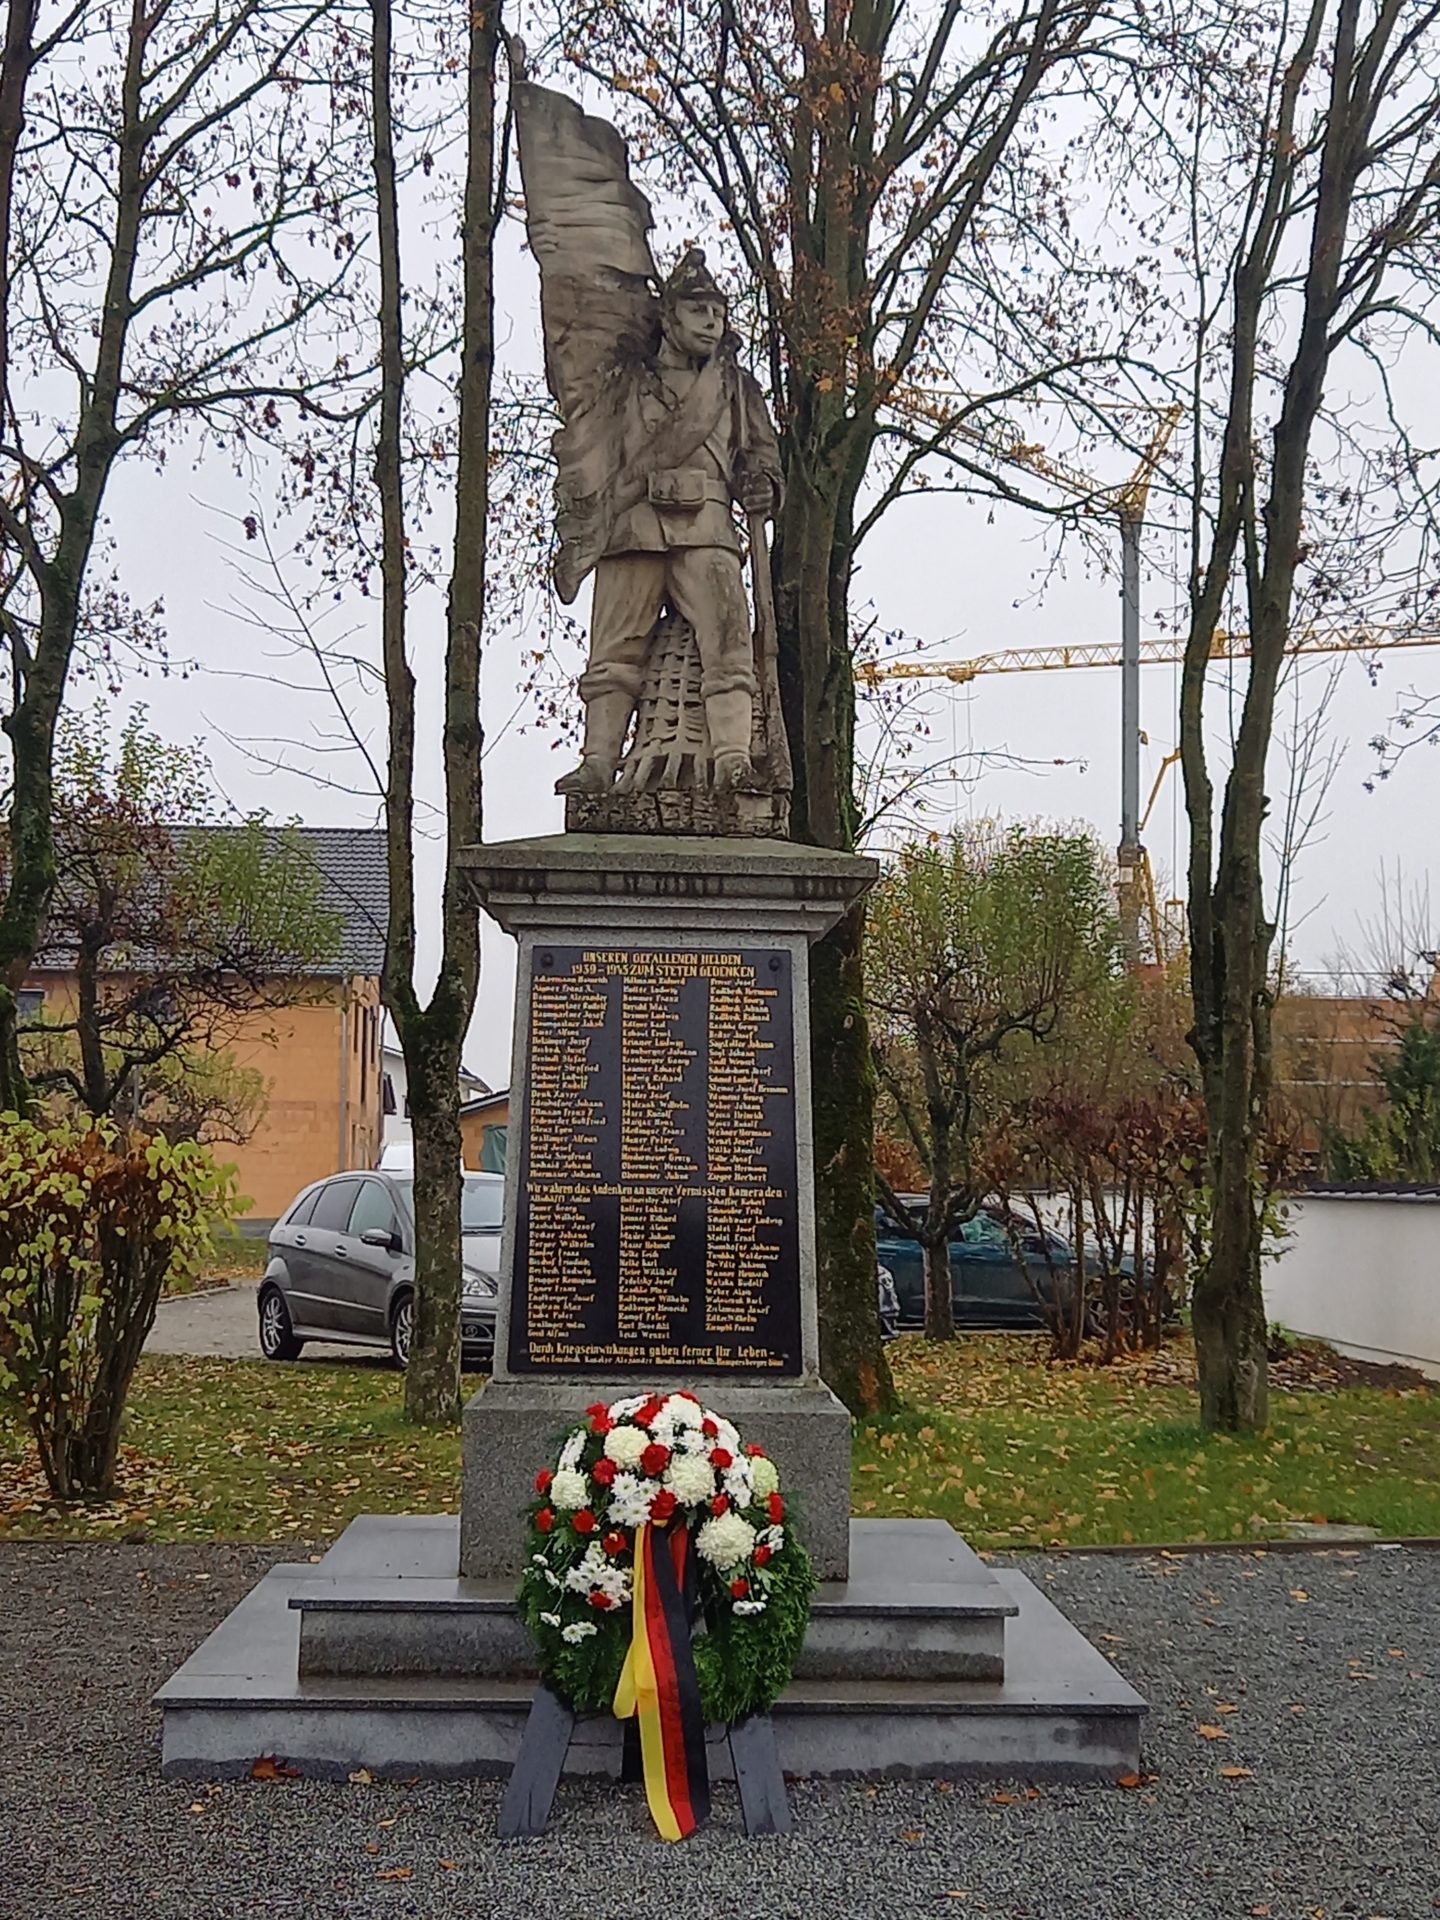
2,1334 -> 1438,1547
856,1335 -> 1440,1548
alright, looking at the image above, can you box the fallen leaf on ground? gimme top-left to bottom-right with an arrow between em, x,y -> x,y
376,1867 -> 413,1882
348,1768 -> 374,1785
1289,1588 -> 1309,1603
1196,1724 -> 1229,1740
249,1755 -> 300,1782
1115,1772 -> 1142,1790
439,1860 -> 457,1871
1219,1766 -> 1254,1779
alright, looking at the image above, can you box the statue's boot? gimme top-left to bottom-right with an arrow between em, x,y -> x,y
706,689 -> 756,791
555,691 -> 632,795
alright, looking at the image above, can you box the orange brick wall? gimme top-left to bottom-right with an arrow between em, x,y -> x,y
24,970 -> 384,1223
459,1096 -> 510,1168
225,976 -> 384,1219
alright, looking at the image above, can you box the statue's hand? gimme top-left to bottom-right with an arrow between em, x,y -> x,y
737,470 -> 777,517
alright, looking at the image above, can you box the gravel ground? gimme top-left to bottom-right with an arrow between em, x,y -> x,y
1,1541 -> 1436,1920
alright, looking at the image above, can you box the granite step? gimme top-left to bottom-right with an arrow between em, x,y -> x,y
292,1516 -> 1018,1683
157,1552 -> 1143,1783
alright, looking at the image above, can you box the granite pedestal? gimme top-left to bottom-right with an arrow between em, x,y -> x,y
455,834 -> 875,1582
155,1513 -> 1146,1782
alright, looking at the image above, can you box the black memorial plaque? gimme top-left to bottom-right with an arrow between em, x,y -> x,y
509,946 -> 802,1375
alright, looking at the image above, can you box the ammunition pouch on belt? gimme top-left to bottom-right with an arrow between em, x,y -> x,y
647,468 -> 729,512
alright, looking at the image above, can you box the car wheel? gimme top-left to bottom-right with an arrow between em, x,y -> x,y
258,1286 -> 304,1362
390,1290 -> 413,1371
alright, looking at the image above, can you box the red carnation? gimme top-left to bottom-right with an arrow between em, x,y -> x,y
709,1447 -> 734,1471
634,1396 -> 665,1428
572,1508 -> 598,1535
702,1418 -> 719,1439
591,1457 -> 618,1487
590,1410 -> 613,1436
588,1590 -> 613,1611
730,1577 -> 750,1600
534,1468 -> 553,1495
711,1493 -> 730,1517
754,1544 -> 773,1567
602,1530 -> 628,1558
640,1442 -> 671,1478
585,1401 -> 608,1419
767,1491 -> 785,1524
744,1443 -> 766,1459
649,1489 -> 678,1524
535,1508 -> 556,1534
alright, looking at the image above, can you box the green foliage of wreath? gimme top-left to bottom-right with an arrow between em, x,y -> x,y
515,1400 -> 817,1726
518,1524 -> 815,1725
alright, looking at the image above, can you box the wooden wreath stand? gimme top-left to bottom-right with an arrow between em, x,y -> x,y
498,1686 -> 792,1838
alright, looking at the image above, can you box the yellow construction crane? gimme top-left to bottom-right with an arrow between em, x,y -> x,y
883,395 -> 1182,960
855,620 -> 1440,689
857,623 -> 1440,966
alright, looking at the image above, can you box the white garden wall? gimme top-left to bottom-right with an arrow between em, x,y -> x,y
1264,1192 -> 1440,1379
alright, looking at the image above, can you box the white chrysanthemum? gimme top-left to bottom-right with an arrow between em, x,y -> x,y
674,1425 -> 709,1455
749,1455 -> 780,1499
662,1394 -> 704,1427
696,1510 -> 757,1569
549,1467 -> 589,1511
723,1461 -> 755,1508
589,1562 -> 632,1607
602,1424 -> 648,1470
539,1610 -> 561,1628
664,1451 -> 718,1508
558,1429 -> 586,1473
607,1394 -> 648,1420
561,1621 -> 597,1644
605,1473 -> 654,1530
711,1416 -> 741,1455
564,1542 -> 630,1605
732,1598 -> 767,1617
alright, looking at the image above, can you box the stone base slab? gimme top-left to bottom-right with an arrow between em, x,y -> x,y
295,1515 -> 1016,1683
157,1555 -> 1144,1784
461,1377 -> 853,1581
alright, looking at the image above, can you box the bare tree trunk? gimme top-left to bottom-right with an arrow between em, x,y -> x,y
370,0 -> 496,1424
0,0 -> 146,1111
777,448 -> 895,1414
1180,0 -> 1392,1432
921,1233 -> 955,1344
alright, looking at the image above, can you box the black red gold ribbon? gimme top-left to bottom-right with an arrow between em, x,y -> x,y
612,1521 -> 711,1840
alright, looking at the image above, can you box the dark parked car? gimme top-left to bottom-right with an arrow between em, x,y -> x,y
258,1169 -> 503,1369
875,1201 -> 1085,1330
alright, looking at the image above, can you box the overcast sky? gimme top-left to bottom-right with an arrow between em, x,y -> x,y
89,191 -> 1440,1091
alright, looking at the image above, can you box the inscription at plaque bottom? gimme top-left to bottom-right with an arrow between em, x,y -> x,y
510,946 -> 801,1375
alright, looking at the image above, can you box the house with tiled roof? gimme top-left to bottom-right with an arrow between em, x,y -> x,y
23,825 -> 390,1224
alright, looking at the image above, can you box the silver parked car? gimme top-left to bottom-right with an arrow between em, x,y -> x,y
257,1169 -> 503,1369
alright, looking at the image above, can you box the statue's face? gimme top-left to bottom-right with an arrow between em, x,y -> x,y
662,294 -> 726,362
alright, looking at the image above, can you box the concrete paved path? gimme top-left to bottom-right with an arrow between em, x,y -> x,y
144,1282 -> 385,1367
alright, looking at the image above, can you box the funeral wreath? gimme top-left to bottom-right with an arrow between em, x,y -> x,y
517,1391 -> 816,1727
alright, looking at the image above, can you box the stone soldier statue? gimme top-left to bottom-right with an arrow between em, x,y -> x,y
511,65 -> 790,833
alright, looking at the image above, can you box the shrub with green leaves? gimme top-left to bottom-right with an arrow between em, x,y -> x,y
0,1116 -> 236,1499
